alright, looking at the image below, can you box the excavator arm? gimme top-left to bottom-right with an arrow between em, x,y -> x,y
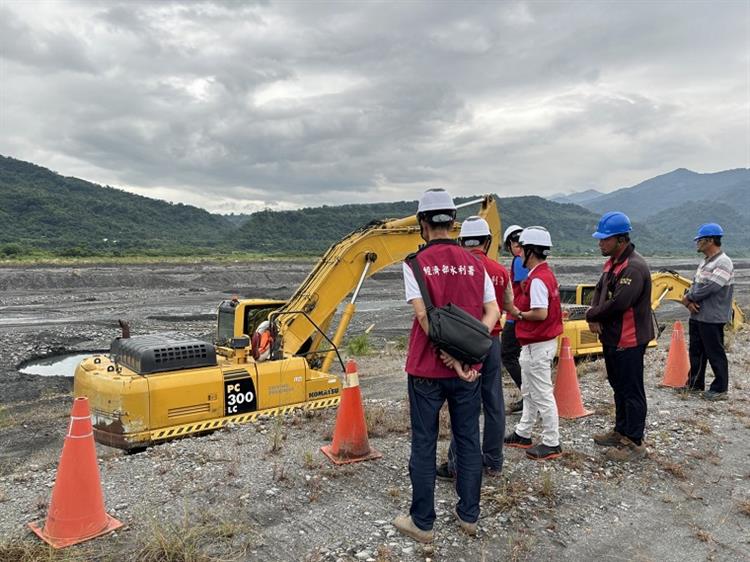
650,270 -> 745,330
273,195 -> 501,367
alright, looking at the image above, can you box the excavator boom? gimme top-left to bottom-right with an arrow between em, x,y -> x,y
275,196 -> 500,360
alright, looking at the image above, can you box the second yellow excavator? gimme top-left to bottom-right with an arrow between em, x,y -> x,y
560,270 -> 745,357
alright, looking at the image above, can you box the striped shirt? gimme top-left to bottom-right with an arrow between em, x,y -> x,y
686,251 -> 734,324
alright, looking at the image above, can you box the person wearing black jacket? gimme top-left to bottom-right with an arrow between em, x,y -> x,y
586,212 -> 654,462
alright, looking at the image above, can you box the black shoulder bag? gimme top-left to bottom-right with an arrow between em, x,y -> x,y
408,256 -> 492,365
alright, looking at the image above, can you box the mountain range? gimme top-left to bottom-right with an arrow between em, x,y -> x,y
0,155 -> 747,257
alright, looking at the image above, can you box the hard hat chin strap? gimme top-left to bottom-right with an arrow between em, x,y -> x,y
522,246 -> 534,269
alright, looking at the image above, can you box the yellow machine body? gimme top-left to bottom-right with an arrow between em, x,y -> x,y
74,196 -> 502,451
560,270 -> 744,358
74,352 -> 339,450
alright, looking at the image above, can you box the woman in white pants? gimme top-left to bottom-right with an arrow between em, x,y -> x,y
503,227 -> 564,460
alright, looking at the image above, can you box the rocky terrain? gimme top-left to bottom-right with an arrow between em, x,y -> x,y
0,259 -> 748,561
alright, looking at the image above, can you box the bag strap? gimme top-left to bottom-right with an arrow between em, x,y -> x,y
407,256 -> 434,311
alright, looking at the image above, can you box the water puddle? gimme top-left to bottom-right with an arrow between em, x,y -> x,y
19,352 -> 103,378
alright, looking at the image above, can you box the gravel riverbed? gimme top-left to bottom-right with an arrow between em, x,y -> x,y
0,260 -> 748,561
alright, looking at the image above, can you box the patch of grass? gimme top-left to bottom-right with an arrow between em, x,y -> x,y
438,404 -> 452,439
0,406 -> 14,430
387,487 -> 401,499
482,478 -> 527,514
267,417 -> 286,454
655,457 -> 688,480
593,403 -> 616,417
0,538 -> 89,561
507,526 -> 534,562
727,406 -> 749,419
375,544 -> 397,562
272,463 -> 287,483
394,335 -> 409,351
365,402 -> 410,437
306,475 -> 322,502
560,450 -> 588,471
135,511 -> 257,562
738,500 -> 750,517
538,471 -> 555,500
575,356 -> 602,376
302,450 -> 320,470
694,529 -> 712,543
346,333 -> 372,356
678,416 -> 713,434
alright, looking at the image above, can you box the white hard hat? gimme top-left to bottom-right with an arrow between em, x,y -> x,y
459,216 -> 491,238
519,226 -> 552,248
503,224 -> 523,244
417,188 -> 457,213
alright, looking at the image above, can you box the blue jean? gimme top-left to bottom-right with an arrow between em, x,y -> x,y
408,374 -> 482,530
447,336 -> 504,472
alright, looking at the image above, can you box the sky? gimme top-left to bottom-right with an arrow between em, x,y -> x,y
1,1 -> 748,214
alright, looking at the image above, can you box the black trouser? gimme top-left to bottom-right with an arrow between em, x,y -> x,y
688,319 -> 728,393
501,321 -> 522,390
603,344 -> 647,444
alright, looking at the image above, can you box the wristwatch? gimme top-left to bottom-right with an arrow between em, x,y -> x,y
518,311 -> 524,320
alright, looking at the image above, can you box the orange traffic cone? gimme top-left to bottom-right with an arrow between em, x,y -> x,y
28,397 -> 123,548
321,360 -> 382,465
553,337 -> 593,419
659,320 -> 690,388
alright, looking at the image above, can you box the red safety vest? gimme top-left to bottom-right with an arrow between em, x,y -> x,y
405,240 -> 486,378
470,249 -> 509,337
515,262 -> 563,346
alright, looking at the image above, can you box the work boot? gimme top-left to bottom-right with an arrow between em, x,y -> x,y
436,462 -> 455,482
525,443 -> 562,461
484,466 -> 502,478
592,429 -> 624,447
453,507 -> 477,536
702,390 -> 728,401
507,399 -> 523,414
503,431 -> 532,449
392,514 -> 434,543
605,437 -> 647,462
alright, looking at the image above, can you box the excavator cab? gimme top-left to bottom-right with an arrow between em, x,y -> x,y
215,298 -> 287,347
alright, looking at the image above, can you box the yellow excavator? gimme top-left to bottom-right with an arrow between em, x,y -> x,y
560,270 -> 745,357
74,196 -> 502,451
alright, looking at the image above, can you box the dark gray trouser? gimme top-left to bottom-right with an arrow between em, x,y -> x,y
447,335 -> 504,472
501,321 -> 522,390
688,319 -> 729,393
408,375 -> 482,530
603,344 -> 647,444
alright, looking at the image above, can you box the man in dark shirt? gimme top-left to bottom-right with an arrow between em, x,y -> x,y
586,212 -> 654,462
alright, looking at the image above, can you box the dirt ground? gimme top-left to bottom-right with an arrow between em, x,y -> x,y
0,258 -> 749,561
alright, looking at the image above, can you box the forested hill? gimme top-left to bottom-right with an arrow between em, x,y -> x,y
234,196 -> 612,255
0,155 -> 235,255
2,155 -> 744,257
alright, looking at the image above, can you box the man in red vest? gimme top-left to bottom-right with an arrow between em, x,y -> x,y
504,226 -> 564,460
393,189 -> 500,543
436,216 -> 513,481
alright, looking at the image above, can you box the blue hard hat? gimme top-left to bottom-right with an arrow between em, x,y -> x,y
592,211 -> 632,239
693,223 -> 724,241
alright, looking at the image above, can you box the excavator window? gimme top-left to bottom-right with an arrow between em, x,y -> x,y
243,306 -> 279,338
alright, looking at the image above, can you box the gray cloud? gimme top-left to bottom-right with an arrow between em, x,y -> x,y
0,1 -> 747,212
